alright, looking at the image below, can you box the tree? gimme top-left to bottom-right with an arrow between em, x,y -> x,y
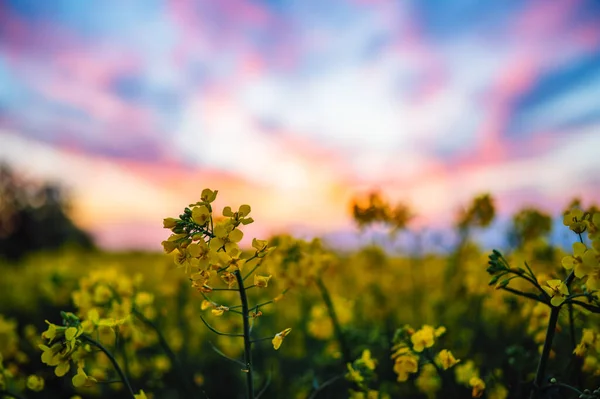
0,163 -> 94,260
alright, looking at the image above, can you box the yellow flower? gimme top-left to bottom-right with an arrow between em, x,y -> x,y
174,245 -> 201,273
220,271 -> 237,288
223,204 -> 254,225
212,224 -> 244,252
392,354 -> 419,382
541,279 -> 569,307
574,329 -> 595,357
469,377 -> 485,398
562,242 -> 590,278
411,325 -> 436,352
360,349 -> 376,371
72,366 -> 97,388
252,238 -> 270,257
190,269 -> 212,288
254,274 -> 272,288
455,360 -> 478,385
436,349 -> 460,370
134,390 -> 149,399
26,375 -> 45,392
272,328 -> 292,350
41,321 -> 58,342
346,363 -> 364,383
200,188 -> 218,203
217,247 -> 246,273
201,300 -> 213,310
161,233 -> 187,254
563,208 -> 586,233
211,306 -> 228,317
192,205 -> 210,226
163,217 -> 179,229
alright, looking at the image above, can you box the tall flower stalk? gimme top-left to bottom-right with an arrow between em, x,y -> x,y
162,188 -> 291,399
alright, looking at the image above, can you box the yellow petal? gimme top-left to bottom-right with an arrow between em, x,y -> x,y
239,204 -> 251,216
272,334 -> 283,350
55,362 -> 71,377
229,229 -> 244,243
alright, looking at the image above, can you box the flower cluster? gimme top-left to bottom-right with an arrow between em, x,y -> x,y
162,189 -> 273,290
39,312 -> 93,385
391,325 -> 461,397
561,210 -> 600,290
454,360 -> 486,398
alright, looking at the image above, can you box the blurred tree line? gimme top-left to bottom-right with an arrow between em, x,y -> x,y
0,163 -> 94,261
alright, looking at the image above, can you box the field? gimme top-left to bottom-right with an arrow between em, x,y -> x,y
1,190 -> 599,399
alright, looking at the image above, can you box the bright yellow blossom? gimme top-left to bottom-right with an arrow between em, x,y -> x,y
392,353 -> 418,381
163,217 -> 178,229
272,328 -> 292,350
212,224 -> 244,252
72,366 -> 97,387
541,279 -> 569,306
223,204 -> 254,225
411,325 -> 437,352
192,205 -> 210,226
562,242 -> 590,278
359,349 -> 376,370
254,274 -> 272,288
436,349 -> 460,369
134,389 -> 149,399
574,329 -> 596,357
563,208 -> 587,233
470,377 -> 485,398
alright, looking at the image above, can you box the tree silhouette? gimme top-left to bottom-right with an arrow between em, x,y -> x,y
0,164 -> 94,261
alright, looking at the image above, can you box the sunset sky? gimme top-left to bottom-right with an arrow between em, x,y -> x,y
1,0 -> 599,250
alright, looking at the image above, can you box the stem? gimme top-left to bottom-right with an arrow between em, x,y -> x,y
568,303 -> 576,350
500,286 -> 546,303
316,277 -> 351,364
132,308 -> 196,397
81,335 -> 136,399
530,306 -> 560,398
540,381 -> 582,395
235,269 -> 255,399
307,374 -> 345,399
200,316 -> 243,337
250,335 -> 276,344
568,300 -> 600,313
115,329 -> 131,381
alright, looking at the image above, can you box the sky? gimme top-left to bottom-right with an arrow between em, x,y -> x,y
1,0 -> 599,251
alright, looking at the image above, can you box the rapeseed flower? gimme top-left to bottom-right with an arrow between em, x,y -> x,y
541,279 -> 569,307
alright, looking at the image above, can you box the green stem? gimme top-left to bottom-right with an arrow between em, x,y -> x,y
235,269 -> 255,399
500,286 -> 546,303
316,277 -> 351,364
307,374 -> 345,399
200,316 -> 243,337
132,308 -> 196,397
530,306 -> 560,398
568,303 -> 576,350
115,329 -> 131,381
81,335 -> 136,399
250,335 -> 276,344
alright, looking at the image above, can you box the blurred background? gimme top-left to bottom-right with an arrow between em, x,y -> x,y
1,0 -> 600,253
